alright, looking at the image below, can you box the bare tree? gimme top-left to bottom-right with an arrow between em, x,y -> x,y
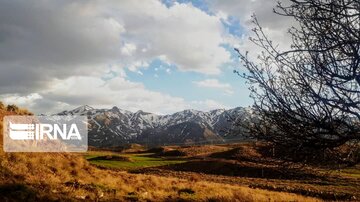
236,0 -> 360,163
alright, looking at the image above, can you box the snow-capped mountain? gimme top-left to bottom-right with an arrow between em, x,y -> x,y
57,105 -> 250,147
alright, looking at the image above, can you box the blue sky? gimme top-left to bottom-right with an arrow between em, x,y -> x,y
125,51 -> 252,109
121,1 -> 253,110
0,0 -> 288,114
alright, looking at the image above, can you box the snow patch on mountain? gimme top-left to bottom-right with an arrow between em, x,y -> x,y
57,105 -> 250,146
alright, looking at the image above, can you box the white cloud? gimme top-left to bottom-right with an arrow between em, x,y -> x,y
108,1 -> 231,74
193,79 -> 234,95
0,0 -> 256,113
190,99 -> 230,111
121,43 -> 137,56
2,76 -> 229,114
128,61 -> 149,72
0,93 -> 71,114
210,0 -> 295,61
1,93 -> 42,107
0,0 -> 126,94
0,0 -> 233,96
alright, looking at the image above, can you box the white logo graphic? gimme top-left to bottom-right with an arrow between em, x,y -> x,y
3,116 -> 88,152
9,122 -> 81,140
9,123 -> 35,140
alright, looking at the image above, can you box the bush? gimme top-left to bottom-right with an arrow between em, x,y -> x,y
178,188 -> 195,195
6,104 -> 19,112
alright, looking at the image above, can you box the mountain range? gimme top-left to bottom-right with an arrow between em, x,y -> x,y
57,105 -> 251,147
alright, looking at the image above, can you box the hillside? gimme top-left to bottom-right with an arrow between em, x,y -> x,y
0,103 -> 319,201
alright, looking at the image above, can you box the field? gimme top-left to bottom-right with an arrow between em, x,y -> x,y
0,106 -> 359,201
85,152 -> 186,170
0,104 -> 328,201
84,143 -> 360,201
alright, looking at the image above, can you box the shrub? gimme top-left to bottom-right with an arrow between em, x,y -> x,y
6,104 -> 19,112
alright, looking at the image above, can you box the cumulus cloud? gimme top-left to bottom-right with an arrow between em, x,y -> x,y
193,79 -> 234,95
211,0 -> 292,29
0,0 -> 125,93
0,76 -> 229,114
0,0 -> 235,113
108,0 -> 231,74
210,0 -> 296,60
47,76 -> 190,114
121,43 -> 137,56
0,0 -> 232,95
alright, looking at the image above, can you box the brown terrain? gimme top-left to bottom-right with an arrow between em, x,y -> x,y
0,103 -> 359,201
134,144 -> 360,201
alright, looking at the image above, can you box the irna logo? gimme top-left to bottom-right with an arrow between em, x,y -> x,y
9,122 -> 81,140
3,115 -> 88,152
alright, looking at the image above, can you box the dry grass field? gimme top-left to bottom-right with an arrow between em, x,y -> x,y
132,145 -> 360,201
0,105 -> 358,201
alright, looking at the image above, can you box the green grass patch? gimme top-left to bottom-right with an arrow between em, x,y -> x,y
85,152 -> 186,170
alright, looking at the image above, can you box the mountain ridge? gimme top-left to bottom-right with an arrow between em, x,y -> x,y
57,105 -> 250,146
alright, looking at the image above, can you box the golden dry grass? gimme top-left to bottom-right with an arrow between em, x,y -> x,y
175,145 -> 230,157
0,104 -> 320,201
0,151 -> 320,201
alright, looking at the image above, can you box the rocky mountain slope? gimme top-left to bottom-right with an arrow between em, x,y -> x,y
57,105 -> 250,147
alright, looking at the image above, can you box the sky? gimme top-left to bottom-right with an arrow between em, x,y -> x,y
0,0 -> 293,115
